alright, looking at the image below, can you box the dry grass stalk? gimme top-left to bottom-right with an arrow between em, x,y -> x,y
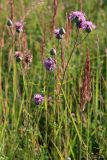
8,0 -> 15,21
80,49 -> 91,111
22,32 -> 28,53
65,13 -> 72,44
51,0 -> 58,36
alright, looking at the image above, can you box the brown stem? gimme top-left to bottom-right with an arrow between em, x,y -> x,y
51,0 -> 58,37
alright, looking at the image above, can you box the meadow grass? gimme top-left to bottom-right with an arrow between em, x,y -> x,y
0,0 -> 107,159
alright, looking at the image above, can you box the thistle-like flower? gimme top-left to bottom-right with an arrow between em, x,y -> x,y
54,27 -> 65,39
44,58 -> 56,71
15,51 -> 23,62
33,94 -> 44,105
81,21 -> 96,32
14,21 -> 23,33
69,11 -> 86,28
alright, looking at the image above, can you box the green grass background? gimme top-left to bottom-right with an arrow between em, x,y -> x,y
0,0 -> 107,159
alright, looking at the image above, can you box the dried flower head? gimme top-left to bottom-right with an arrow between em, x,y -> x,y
44,58 -> 56,71
25,53 -> 33,64
50,48 -> 56,56
81,21 -> 96,32
33,94 -> 44,105
15,51 -> 23,62
14,21 -> 24,33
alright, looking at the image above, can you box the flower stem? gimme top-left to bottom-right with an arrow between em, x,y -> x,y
59,29 -> 79,93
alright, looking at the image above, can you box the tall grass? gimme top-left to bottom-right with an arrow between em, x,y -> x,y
0,0 -> 107,159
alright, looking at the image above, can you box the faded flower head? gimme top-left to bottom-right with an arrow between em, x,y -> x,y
15,51 -> 23,62
69,11 -> 86,27
14,21 -> 24,33
33,94 -> 44,105
81,21 -> 96,32
44,58 -> 56,71
50,48 -> 56,56
25,53 -> 33,64
54,27 -> 65,39
7,19 -> 13,26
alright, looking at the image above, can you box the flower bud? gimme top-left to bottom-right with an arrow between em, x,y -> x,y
7,19 -> 13,26
50,48 -> 56,56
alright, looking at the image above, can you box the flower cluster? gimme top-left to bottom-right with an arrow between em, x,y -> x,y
15,51 -> 33,65
7,19 -> 24,33
69,11 -> 96,32
32,12 -> 95,106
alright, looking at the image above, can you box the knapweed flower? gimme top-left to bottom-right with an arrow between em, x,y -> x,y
7,19 -> 13,26
15,51 -> 23,62
44,58 -> 56,71
69,11 -> 86,23
14,21 -> 23,33
69,11 -> 86,28
50,48 -> 56,56
81,21 -> 96,32
25,53 -> 33,64
54,27 -> 65,39
33,94 -> 44,105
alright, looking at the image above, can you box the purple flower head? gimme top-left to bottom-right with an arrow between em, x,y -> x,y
44,58 -> 56,71
69,11 -> 86,28
69,11 -> 86,23
33,94 -> 44,105
15,51 -> 23,62
81,21 -> 96,32
54,29 -> 63,39
14,21 -> 24,33
54,27 -> 65,39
